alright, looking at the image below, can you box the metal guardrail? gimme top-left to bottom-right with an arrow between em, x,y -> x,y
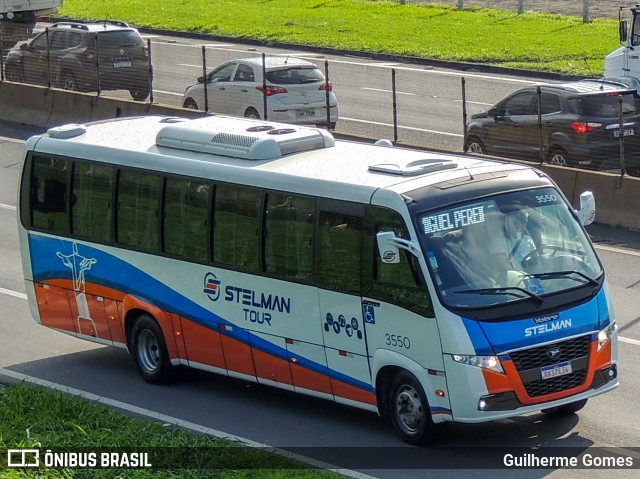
0,32 -> 637,183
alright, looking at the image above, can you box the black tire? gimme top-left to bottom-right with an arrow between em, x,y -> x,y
388,371 -> 437,445
130,314 -> 174,384
547,148 -> 570,167
542,399 -> 588,416
466,136 -> 486,155
60,71 -> 78,91
5,64 -> 23,82
244,107 -> 261,119
130,86 -> 150,101
183,98 -> 199,110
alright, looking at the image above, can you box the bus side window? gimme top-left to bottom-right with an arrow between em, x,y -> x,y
116,169 -> 162,252
264,193 -> 315,281
317,210 -> 362,294
31,155 -> 69,235
213,184 -> 261,272
71,161 -> 114,244
163,177 -> 210,263
364,206 -> 433,317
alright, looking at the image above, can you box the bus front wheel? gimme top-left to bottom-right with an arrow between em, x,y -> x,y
131,314 -> 174,384
388,371 -> 437,445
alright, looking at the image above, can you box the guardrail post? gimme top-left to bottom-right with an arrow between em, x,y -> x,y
262,52 -> 268,121
0,31 -> 4,81
392,68 -> 398,143
617,94 -> 626,188
147,39 -> 154,104
95,34 -> 101,97
537,86 -> 543,166
324,60 -> 331,129
202,45 -> 208,113
461,77 -> 467,152
46,28 -> 51,89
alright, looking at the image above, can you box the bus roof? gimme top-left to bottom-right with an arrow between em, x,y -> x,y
31,115 -> 543,205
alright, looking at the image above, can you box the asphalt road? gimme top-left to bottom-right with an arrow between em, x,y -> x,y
1,120 -> 640,478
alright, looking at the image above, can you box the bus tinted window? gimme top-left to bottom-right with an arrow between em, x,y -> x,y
365,206 -> 433,317
116,169 -> 162,252
213,185 -> 261,271
317,211 -> 362,294
31,155 -> 68,235
164,177 -> 210,262
265,193 -> 314,281
71,162 -> 113,243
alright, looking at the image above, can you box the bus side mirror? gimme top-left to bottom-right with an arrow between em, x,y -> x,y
575,191 -> 596,226
377,231 -> 401,264
620,20 -> 628,43
376,231 -> 421,264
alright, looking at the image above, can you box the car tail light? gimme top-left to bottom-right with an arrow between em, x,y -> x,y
319,82 -> 333,92
256,85 -> 288,96
143,43 -> 149,58
571,121 -> 603,133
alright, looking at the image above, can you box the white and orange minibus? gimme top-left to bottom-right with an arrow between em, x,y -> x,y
18,115 -> 618,443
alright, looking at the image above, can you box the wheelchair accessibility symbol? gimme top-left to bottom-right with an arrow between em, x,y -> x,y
363,304 -> 376,325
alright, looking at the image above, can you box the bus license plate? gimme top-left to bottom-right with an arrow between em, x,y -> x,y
541,361 -> 572,380
114,61 -> 132,68
613,129 -> 634,137
297,109 -> 315,118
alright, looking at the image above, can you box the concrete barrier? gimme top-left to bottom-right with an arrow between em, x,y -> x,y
1,80 -> 638,231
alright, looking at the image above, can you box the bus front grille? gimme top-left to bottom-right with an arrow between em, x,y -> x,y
509,335 -> 591,398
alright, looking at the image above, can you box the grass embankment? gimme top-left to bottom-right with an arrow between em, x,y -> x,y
60,0 -> 619,75
0,384 -> 337,478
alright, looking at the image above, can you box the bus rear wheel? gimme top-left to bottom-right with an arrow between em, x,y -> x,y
388,371 -> 437,445
131,314 -> 174,384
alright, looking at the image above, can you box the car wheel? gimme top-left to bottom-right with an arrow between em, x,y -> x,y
130,314 -> 174,384
388,371 -> 438,445
542,399 -> 588,416
466,136 -> 486,155
598,159 -> 623,174
244,108 -> 261,120
5,64 -> 23,82
548,148 -> 569,166
183,98 -> 199,110
129,86 -> 150,101
60,71 -> 78,91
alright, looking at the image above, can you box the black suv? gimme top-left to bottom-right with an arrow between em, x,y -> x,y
4,21 -> 151,101
465,79 -> 640,176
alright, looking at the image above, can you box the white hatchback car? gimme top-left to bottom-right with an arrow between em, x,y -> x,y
182,56 -> 339,128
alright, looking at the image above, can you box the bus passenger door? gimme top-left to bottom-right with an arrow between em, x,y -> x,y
316,204 -> 374,406
319,290 -> 372,405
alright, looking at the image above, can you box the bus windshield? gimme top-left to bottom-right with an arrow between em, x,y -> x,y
417,187 -> 603,309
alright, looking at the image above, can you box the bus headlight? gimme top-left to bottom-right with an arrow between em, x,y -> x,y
452,354 -> 503,374
597,322 -> 616,351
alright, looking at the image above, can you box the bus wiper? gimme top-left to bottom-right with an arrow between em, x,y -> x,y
526,270 -> 598,286
454,287 -> 543,303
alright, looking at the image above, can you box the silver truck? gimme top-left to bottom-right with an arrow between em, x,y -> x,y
0,0 -> 61,47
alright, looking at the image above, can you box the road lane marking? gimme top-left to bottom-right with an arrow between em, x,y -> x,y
0,368 -> 376,479
619,336 -> 640,346
340,117 -> 463,137
0,203 -> 16,211
362,87 -> 416,96
0,287 -> 27,300
595,244 -> 640,257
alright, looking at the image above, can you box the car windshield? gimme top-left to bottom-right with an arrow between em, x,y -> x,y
573,92 -> 638,116
265,67 -> 324,85
417,187 -> 602,309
